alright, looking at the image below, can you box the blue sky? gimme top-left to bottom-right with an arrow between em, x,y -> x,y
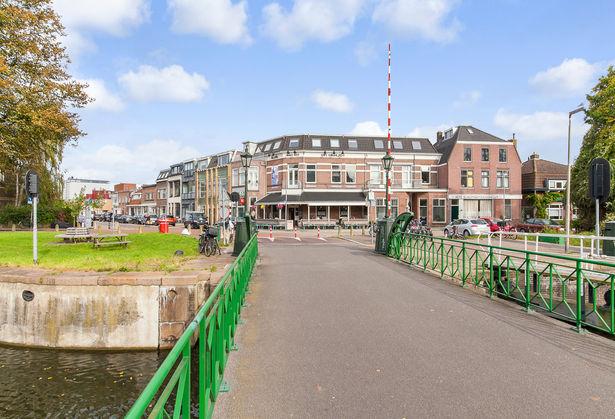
56,0 -> 615,183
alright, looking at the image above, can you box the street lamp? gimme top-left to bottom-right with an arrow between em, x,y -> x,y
382,154 -> 394,218
565,104 -> 585,253
240,150 -> 252,217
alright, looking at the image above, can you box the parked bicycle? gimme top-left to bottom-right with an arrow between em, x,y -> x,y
199,225 -> 220,257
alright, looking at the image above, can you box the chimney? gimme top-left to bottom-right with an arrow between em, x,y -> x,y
511,132 -> 518,148
436,131 -> 443,142
529,152 -> 539,160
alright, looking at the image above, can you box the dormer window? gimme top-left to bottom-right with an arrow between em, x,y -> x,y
273,141 -> 281,150
348,139 -> 358,149
374,139 -> 384,149
393,141 -> 403,150
330,139 -> 340,148
412,141 -> 422,150
312,138 -> 321,147
289,138 -> 299,148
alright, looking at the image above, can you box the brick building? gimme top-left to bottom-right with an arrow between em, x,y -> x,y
196,150 -> 235,224
433,126 -> 522,223
238,134 -> 446,226
114,183 -> 136,215
521,152 -> 570,220
155,169 -> 169,216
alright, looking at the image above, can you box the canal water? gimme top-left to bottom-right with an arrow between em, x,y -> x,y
0,344 -> 164,418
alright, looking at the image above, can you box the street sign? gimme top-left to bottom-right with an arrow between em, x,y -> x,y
589,158 -> 611,203
25,170 -> 39,196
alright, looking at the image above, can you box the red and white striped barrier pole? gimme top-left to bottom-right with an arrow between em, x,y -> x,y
269,225 -> 274,242
294,227 -> 301,241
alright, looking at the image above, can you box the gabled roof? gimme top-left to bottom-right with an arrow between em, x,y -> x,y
521,156 -> 567,176
434,126 -> 511,163
254,134 -> 437,155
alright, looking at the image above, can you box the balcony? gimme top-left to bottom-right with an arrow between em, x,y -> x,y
182,192 -> 195,200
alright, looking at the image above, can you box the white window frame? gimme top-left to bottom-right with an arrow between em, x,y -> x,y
331,164 -> 341,183
345,164 -> 356,184
306,164 -> 316,183
330,139 -> 340,148
370,164 -> 381,185
402,166 -> 413,188
481,170 -> 489,188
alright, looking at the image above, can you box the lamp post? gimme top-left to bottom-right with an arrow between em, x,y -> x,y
382,154 -> 394,218
240,150 -> 252,217
565,105 -> 585,253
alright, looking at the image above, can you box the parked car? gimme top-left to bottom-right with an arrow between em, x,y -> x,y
134,215 -> 147,225
145,215 -> 158,225
184,212 -> 207,229
516,218 -> 563,233
443,218 -> 491,238
481,217 -> 503,232
156,215 -> 177,226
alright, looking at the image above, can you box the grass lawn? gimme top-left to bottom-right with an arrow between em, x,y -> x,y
0,232 -> 200,272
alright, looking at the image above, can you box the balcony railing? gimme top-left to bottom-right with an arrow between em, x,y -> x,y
182,192 -> 195,200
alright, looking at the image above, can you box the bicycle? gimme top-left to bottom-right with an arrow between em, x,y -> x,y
199,227 -> 221,257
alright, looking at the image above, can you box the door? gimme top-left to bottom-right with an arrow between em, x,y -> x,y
451,199 -> 459,221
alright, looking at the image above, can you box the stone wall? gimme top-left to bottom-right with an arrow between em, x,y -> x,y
0,269 -> 224,350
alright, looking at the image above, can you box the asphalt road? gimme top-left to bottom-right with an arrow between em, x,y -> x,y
215,239 -> 615,418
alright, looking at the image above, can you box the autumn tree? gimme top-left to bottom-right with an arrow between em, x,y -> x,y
0,0 -> 90,205
570,67 -> 615,230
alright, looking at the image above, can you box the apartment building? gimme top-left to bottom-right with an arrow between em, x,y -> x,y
521,152 -> 571,220
114,183 -> 137,215
196,150 -> 235,224
126,184 -> 156,216
434,126 -> 522,223
166,163 -> 183,217
241,134 -> 446,226
181,159 -> 196,219
155,169 -> 169,216
63,177 -> 110,200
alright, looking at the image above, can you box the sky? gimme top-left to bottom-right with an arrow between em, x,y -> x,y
56,0 -> 615,184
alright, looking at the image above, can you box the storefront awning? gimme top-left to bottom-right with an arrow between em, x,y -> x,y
256,191 -> 367,206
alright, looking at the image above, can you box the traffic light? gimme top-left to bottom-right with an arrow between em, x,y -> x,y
25,170 -> 39,196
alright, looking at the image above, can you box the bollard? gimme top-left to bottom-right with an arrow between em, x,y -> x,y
361,226 -> 365,236
97,225 -> 102,234
55,224 -> 59,232
11,223 -> 16,232
269,225 -> 274,242
350,225 -> 354,237
294,227 -> 301,241
138,225 -> 143,234
317,226 -> 321,239
337,226 -> 341,237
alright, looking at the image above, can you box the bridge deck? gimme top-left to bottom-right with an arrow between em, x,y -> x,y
215,239 -> 615,417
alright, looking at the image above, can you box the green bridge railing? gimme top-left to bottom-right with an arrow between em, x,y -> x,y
126,234 -> 258,419
388,232 -> 615,335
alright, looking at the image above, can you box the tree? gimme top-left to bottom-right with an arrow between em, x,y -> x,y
570,66 -> 615,230
0,0 -> 90,205
526,192 -> 562,219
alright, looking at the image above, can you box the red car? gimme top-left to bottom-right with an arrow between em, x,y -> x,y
155,215 -> 177,226
516,218 -> 563,233
480,217 -> 502,232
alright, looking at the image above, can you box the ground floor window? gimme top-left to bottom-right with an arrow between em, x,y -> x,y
547,203 -> 564,220
504,199 -> 512,220
376,198 -> 399,219
419,198 -> 428,220
340,206 -> 348,218
316,206 -> 326,218
462,199 -> 492,219
432,199 -> 446,222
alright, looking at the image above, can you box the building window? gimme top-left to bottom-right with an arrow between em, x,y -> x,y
288,164 -> 299,187
330,139 -> 340,148
370,164 -> 381,184
481,170 -> 490,188
198,181 -> 205,198
393,140 -> 403,149
340,206 -> 348,218
289,138 -> 299,148
481,148 -> 489,162
306,164 -> 316,183
433,199 -> 446,222
271,166 -> 279,185
496,170 -> 509,188
505,199 -> 512,220
421,167 -> 430,184
239,168 -> 246,186
232,168 -> 239,187
499,148 -> 507,163
273,141 -> 281,150
548,179 -> 566,190
345,164 -> 356,183
218,155 -> 229,165
463,147 -> 472,162
376,198 -> 399,219
412,141 -> 422,150
248,167 -> 259,191
419,199 -> 428,219
312,138 -> 321,147
402,166 -> 413,188
264,143 -> 272,152
317,206 -> 326,218
331,165 -> 341,183
348,139 -> 358,149
461,169 -> 474,188
374,139 -> 384,149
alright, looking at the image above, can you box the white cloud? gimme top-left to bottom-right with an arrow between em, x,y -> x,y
372,0 -> 461,43
63,139 -> 200,184
408,123 -> 454,140
453,90 -> 481,108
119,65 -> 210,103
350,121 -> 385,136
354,41 -> 378,66
262,0 -> 365,50
168,0 -> 251,44
82,79 -> 125,112
311,90 -> 353,113
493,108 -> 588,141
529,58 -> 601,98
54,0 -> 149,57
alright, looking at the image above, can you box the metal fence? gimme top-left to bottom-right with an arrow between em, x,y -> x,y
388,232 -> 615,335
125,234 -> 258,419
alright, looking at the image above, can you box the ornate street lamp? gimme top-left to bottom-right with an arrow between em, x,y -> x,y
240,150 -> 252,217
382,154 -> 394,218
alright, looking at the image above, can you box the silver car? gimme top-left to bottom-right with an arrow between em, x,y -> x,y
443,218 -> 491,237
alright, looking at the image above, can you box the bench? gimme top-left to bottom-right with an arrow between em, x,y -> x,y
92,234 -> 130,249
55,227 -> 93,243
93,240 -> 131,248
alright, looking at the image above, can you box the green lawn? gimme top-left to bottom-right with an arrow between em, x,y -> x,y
0,232 -> 200,272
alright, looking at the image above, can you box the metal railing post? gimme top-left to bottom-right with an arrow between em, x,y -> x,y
576,260 -> 583,332
525,252 -> 531,311
462,242 -> 466,286
440,237 -> 445,277
489,247 -> 494,297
